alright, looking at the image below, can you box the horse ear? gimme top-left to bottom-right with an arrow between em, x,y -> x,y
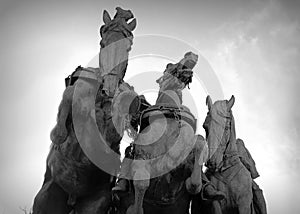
127,18 -> 137,31
103,10 -> 112,24
206,95 -> 212,110
228,95 -> 235,109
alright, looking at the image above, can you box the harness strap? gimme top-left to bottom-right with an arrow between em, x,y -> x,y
143,182 -> 187,206
208,161 -> 243,185
140,106 -> 197,132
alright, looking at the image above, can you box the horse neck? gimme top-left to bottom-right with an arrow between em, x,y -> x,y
99,31 -> 130,72
207,115 -> 239,171
57,127 -> 91,164
223,115 -> 238,158
99,34 -> 130,97
95,92 -> 122,154
155,88 -> 182,106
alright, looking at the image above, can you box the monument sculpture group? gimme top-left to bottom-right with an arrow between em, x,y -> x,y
32,7 -> 267,214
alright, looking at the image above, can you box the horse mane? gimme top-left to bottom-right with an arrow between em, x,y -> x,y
214,100 -> 237,155
208,101 -> 229,146
224,111 -> 238,157
215,101 -> 236,144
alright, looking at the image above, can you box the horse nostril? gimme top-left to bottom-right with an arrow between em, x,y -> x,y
101,89 -> 110,97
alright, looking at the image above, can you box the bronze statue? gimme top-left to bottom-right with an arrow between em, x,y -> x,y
33,7 -> 140,214
99,7 -> 136,97
33,6 -> 267,214
112,53 -> 224,214
191,96 -> 264,214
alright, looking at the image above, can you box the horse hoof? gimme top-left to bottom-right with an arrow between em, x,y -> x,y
126,205 -> 135,214
126,205 -> 144,214
185,177 -> 202,194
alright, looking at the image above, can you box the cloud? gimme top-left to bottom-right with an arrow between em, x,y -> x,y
198,1 -> 300,212
204,0 -> 300,156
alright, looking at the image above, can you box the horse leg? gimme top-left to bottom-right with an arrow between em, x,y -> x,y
32,179 -> 72,214
185,157 -> 202,194
126,179 -> 149,214
236,186 -> 253,214
234,169 -> 253,214
126,163 -> 150,214
186,136 -> 205,194
211,200 -> 222,214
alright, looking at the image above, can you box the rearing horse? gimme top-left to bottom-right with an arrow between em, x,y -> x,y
33,7 -> 139,214
123,52 -> 206,214
193,96 -> 253,214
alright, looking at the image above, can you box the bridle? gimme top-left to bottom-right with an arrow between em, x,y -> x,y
205,111 -> 234,171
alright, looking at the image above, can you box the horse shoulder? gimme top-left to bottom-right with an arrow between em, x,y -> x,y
62,85 -> 75,104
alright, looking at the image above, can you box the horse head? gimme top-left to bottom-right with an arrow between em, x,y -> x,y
100,7 -> 136,48
111,82 -> 146,140
156,52 -> 198,106
99,7 -> 137,97
203,95 -> 237,171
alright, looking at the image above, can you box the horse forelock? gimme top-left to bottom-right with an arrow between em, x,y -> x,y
226,112 -> 237,155
100,22 -> 133,47
214,100 -> 237,155
207,112 -> 226,150
158,73 -> 185,93
214,100 -> 231,118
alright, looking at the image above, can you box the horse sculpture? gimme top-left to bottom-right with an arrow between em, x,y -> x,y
33,7 -> 140,214
192,96 -> 254,214
113,52 -> 208,214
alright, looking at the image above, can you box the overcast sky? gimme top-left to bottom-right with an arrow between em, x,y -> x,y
0,0 -> 300,213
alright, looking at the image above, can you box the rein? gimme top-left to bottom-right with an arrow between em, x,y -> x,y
207,112 -> 239,172
100,22 -> 133,48
143,182 -> 187,206
139,105 -> 197,133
